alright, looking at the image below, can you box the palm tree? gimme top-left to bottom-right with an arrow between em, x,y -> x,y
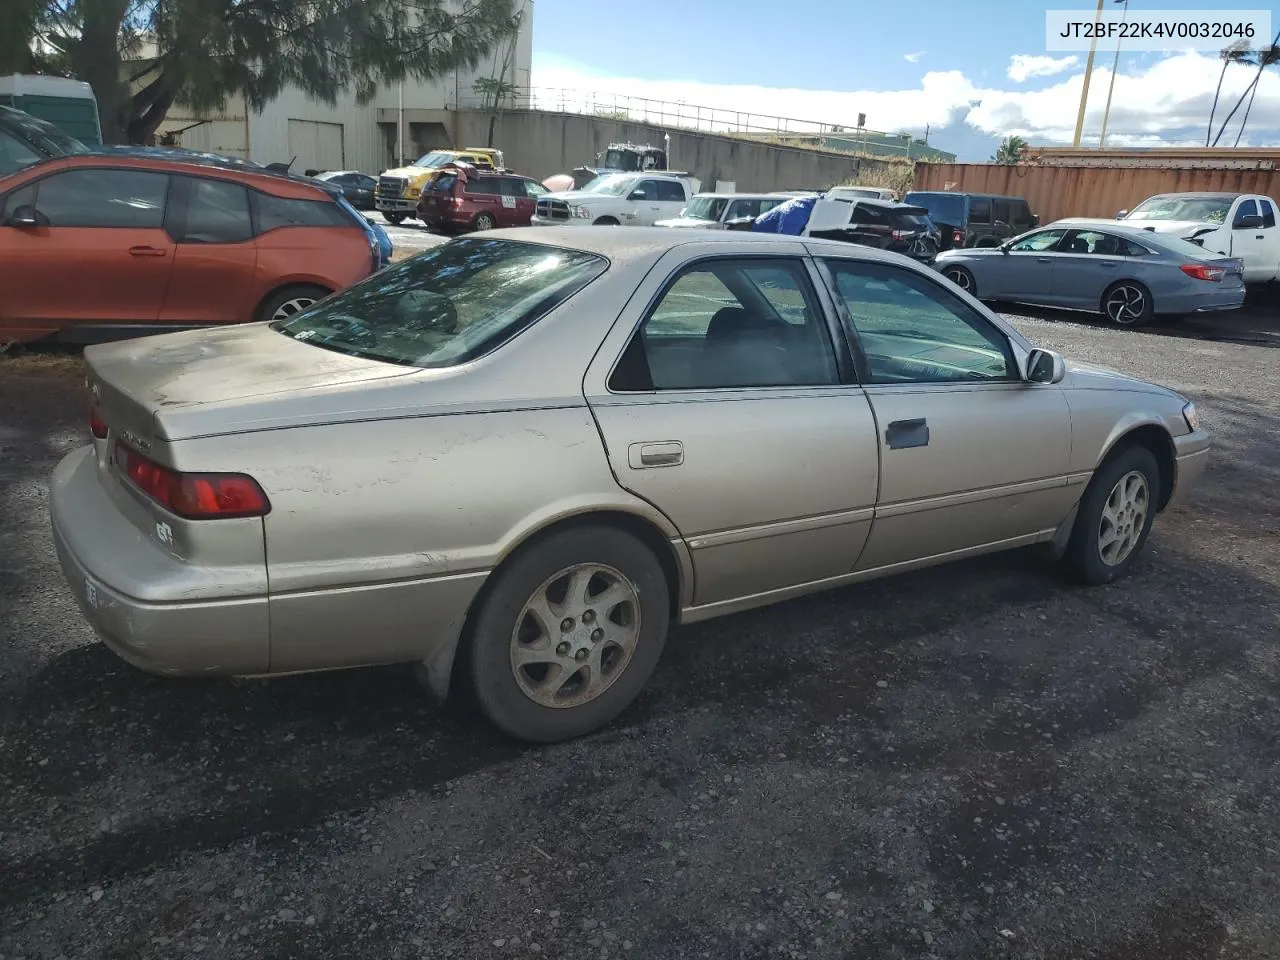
1208,40 -> 1253,146
1232,44 -> 1280,146
991,135 -> 1028,164
1212,29 -> 1280,147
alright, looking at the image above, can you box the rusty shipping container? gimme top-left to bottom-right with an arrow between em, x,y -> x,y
911,159 -> 1280,226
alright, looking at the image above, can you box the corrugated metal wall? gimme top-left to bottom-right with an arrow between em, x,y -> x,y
912,163 -> 1280,224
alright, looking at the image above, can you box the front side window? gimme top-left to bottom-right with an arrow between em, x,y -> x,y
993,199 -> 1012,223
179,177 -> 252,243
656,180 -> 686,202
463,176 -> 499,196
1262,199 -> 1277,228
581,175 -> 636,197
1233,199 -> 1260,227
273,238 -> 606,368
30,168 -> 169,228
824,259 -> 1015,384
1127,195 -> 1232,225
609,258 -> 839,391
1008,229 -> 1066,252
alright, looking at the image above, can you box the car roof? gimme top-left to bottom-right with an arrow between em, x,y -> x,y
1141,191 -> 1240,200
689,192 -> 788,200
907,190 -> 1027,202
14,151 -> 339,200
849,198 -> 925,210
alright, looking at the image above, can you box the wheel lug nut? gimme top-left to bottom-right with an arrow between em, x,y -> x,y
560,618 -> 574,632
556,641 -> 570,656
591,628 -> 603,642
582,609 -> 595,623
575,648 -> 588,661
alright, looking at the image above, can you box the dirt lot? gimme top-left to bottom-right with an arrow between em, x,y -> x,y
2,303 -> 1279,960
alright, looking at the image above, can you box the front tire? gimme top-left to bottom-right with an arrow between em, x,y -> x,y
1061,445 -> 1160,585
384,213 -> 406,226
258,284 -> 330,323
1102,280 -> 1154,326
593,216 -> 620,226
468,526 -> 671,743
943,265 -> 976,296
472,212 -> 497,231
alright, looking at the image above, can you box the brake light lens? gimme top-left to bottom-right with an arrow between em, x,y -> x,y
89,408 -> 108,439
952,228 -> 965,244
115,443 -> 270,519
891,229 -> 909,240
1180,263 -> 1225,282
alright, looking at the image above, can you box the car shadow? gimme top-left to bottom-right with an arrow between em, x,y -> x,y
999,295 -> 1280,348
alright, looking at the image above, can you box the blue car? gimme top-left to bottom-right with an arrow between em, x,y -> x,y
335,194 -> 393,268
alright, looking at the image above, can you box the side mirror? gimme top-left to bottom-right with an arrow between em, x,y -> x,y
1115,209 -> 1129,219
1029,214 -> 1040,227
628,190 -> 646,201
1025,347 -> 1066,385
1235,213 -> 1264,230
8,205 -> 40,228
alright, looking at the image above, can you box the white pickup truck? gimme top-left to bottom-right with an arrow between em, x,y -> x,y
1115,191 -> 1280,284
532,172 -> 699,227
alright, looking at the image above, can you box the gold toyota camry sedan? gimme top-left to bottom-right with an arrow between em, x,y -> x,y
51,227 -> 1209,743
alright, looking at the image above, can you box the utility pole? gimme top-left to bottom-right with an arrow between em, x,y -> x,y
1072,0 -> 1105,147
397,81 -> 405,166
1099,0 -> 1129,148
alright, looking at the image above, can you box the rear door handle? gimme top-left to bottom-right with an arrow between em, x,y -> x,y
628,441 -> 684,468
1037,257 -> 1052,263
885,418 -> 929,450
129,245 -> 167,257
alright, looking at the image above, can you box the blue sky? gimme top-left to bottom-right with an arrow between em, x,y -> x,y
529,0 -> 1280,160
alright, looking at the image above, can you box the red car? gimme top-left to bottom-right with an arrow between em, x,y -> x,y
0,152 -> 380,343
416,162 -> 547,233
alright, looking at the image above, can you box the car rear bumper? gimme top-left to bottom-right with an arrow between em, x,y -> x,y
50,445 -> 270,676
1166,429 -> 1210,509
1160,287 -> 1246,315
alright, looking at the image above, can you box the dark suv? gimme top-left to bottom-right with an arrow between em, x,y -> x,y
903,191 -> 1038,250
808,198 -> 940,262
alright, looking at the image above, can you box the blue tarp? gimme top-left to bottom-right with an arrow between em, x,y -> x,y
752,195 -> 816,235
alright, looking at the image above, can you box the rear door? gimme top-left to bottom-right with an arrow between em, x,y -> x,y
159,175 -> 258,325
0,165 -> 174,336
582,244 -> 880,608
1049,228 -> 1126,310
985,227 -> 1069,301
496,176 -> 530,226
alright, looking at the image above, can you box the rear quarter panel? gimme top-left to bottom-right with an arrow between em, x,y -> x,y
251,225 -> 370,315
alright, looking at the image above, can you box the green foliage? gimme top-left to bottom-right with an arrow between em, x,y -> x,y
991,135 -> 1028,164
5,0 -> 519,144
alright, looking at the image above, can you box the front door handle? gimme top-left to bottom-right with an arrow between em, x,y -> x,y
628,440 -> 684,468
129,245 -> 167,257
885,418 -> 929,450
1037,257 -> 1052,263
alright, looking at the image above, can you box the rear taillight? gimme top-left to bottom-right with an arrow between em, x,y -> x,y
1180,263 -> 1225,282
952,228 -> 965,245
115,442 -> 270,519
891,229 -> 909,240
89,408 -> 108,439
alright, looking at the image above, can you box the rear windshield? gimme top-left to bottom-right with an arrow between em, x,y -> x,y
683,196 -> 730,221
905,192 -> 965,225
271,238 -> 607,368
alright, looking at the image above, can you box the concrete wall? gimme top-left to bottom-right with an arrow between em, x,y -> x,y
447,109 -> 906,193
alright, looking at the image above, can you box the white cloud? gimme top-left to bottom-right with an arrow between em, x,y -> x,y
531,51 -> 1280,152
1007,54 -> 1080,82
903,51 -> 925,63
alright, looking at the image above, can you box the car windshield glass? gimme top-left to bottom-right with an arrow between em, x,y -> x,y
413,151 -> 454,168
272,238 -> 608,368
682,196 -> 729,221
0,109 -> 88,159
579,175 -> 636,197
1126,196 -> 1232,224
603,149 -> 640,170
905,192 -> 965,225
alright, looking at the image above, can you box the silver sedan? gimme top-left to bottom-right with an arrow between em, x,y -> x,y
51,228 -> 1210,742
934,218 -> 1245,325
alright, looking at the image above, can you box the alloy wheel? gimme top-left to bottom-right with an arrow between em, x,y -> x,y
1105,284 -> 1147,324
270,297 -> 317,321
1098,469 -> 1150,566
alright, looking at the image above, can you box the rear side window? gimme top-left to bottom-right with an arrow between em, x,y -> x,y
464,176 -> 500,196
968,197 -> 992,224
254,191 -> 352,231
433,173 -> 458,194
31,168 -> 169,228
656,180 -> 686,202
177,177 -> 253,243
1010,200 -> 1034,227
993,199 -> 1011,223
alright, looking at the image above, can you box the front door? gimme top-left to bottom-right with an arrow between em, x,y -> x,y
1230,199 -> 1274,282
817,254 -> 1076,572
0,166 -> 174,337
627,179 -> 665,225
987,227 -> 1068,301
159,175 -> 259,325
584,247 -> 880,610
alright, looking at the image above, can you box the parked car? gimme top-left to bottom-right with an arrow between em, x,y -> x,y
904,191 -> 1039,250
0,151 -> 382,343
374,147 -> 504,225
416,163 -> 547,232
826,185 -> 898,202
934,219 -> 1245,324
314,170 -> 378,210
533,173 -> 696,226
655,192 -> 789,229
806,198 -> 940,263
1114,192 -> 1280,285
0,104 -> 88,176
52,227 -> 1208,743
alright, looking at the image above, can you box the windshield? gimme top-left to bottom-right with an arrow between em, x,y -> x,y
904,192 -> 965,225
272,238 -> 607,368
682,196 -> 730,221
580,175 -> 636,197
412,151 -> 456,169
1125,196 -> 1232,225
603,148 -> 641,171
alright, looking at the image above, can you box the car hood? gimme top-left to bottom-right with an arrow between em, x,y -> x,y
85,324 -> 419,440
655,217 -> 718,228
379,166 -> 434,181
544,190 -> 609,203
1116,218 -> 1215,237
1063,357 -> 1179,398
936,247 -> 1006,260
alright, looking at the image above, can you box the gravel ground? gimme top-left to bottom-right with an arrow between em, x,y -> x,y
1,303 -> 1279,960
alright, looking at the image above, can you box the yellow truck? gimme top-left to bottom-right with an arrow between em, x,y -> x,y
374,147 -> 505,224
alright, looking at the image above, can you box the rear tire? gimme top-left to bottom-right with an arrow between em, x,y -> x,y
384,213 -> 406,226
257,284 -> 330,323
1101,280 -> 1154,326
467,525 -> 671,743
593,216 -> 620,226
942,265 -> 976,296
1061,445 -> 1160,585
473,212 -> 497,231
